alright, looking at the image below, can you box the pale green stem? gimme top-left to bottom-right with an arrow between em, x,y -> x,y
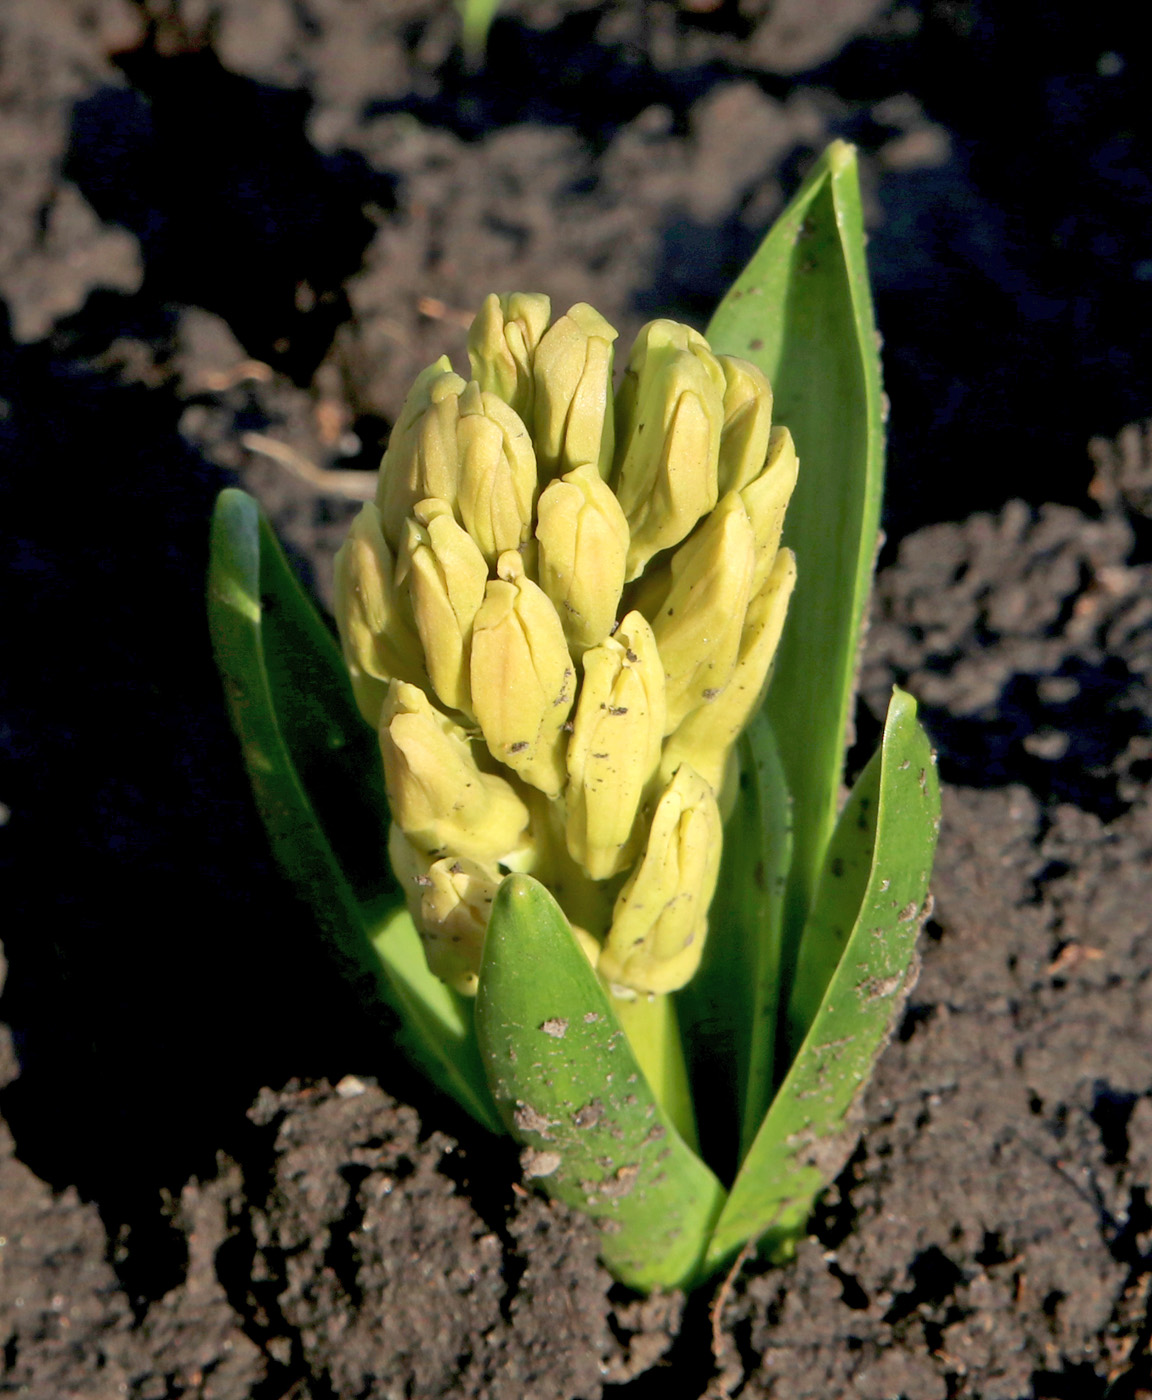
608,990 -> 699,1153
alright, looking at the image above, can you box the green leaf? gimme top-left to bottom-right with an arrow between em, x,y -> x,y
677,712 -> 792,1181
706,141 -> 885,1006
703,689 -> 939,1275
785,734 -> 877,1050
207,488 -> 500,1133
475,875 -> 727,1292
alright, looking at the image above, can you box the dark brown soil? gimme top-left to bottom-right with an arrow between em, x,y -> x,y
4,4 -> 1152,1397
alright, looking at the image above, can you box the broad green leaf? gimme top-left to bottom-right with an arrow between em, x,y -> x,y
785,733 -> 878,1049
706,141 -> 885,1008
703,689 -> 939,1274
475,876 -> 727,1292
678,712 -> 792,1181
207,488 -> 500,1133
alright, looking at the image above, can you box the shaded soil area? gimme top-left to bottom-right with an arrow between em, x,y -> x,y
4,2 -> 1152,1397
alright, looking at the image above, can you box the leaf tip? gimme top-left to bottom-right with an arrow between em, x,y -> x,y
888,684 -> 917,722
213,485 -> 255,518
501,872 -> 538,906
826,139 -> 858,176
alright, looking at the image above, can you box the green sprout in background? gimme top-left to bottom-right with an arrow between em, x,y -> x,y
456,0 -> 503,61
207,142 -> 940,1293
455,0 -> 717,60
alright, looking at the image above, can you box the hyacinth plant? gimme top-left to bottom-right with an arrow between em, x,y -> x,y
208,144 -> 939,1292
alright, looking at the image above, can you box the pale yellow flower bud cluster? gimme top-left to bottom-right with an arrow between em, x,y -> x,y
334,292 -> 797,997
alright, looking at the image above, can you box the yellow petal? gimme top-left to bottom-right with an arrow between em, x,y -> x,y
467,291 -> 552,423
470,551 -> 576,796
741,425 -> 799,593
376,359 -> 467,548
660,547 -> 796,791
716,354 -> 774,495
649,492 -> 756,732
612,320 -> 726,580
565,611 -> 667,879
332,503 -> 427,726
598,764 -> 722,994
387,825 -> 501,996
396,498 -> 488,716
532,302 -> 618,481
379,680 -> 531,862
419,854 -> 503,996
535,462 -> 629,655
456,383 -> 537,565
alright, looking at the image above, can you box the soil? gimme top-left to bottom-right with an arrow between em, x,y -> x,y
3,3 -> 1152,1397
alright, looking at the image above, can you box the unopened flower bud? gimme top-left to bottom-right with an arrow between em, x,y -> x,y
612,320 -> 726,580
532,302 -> 618,481
456,382 -> 537,565
470,551 -> 576,796
421,853 -> 502,996
387,823 -> 502,995
598,764 -> 722,994
377,359 -> 467,548
333,503 -> 427,726
649,491 -> 756,732
396,498 -> 488,717
741,426 -> 799,593
379,680 -> 531,862
716,354 -> 774,495
535,463 -> 629,654
566,611 -> 667,879
467,292 -> 552,424
661,547 -> 796,791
